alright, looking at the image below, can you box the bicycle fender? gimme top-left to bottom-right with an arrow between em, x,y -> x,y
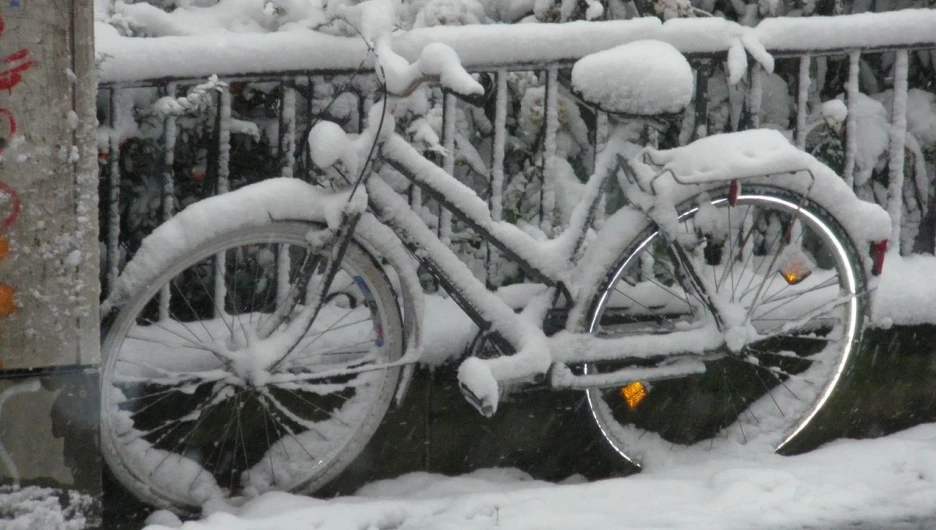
355,214 -> 425,406
101,178 -> 424,405
646,129 -> 892,285
572,173 -> 890,328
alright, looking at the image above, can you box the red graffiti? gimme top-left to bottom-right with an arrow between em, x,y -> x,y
0,12 -> 34,153
0,183 -> 21,232
0,108 -> 17,155
0,50 -> 34,94
0,14 -> 36,95
0,13 -> 27,231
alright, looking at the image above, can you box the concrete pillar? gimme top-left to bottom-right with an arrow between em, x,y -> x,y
0,0 -> 101,526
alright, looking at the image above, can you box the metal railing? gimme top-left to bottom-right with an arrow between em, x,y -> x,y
96,11 -> 936,297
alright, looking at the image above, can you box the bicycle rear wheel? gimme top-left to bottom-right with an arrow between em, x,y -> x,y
101,221 -> 402,515
584,186 -> 865,467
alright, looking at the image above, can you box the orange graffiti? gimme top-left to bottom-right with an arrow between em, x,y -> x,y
0,184 -> 19,319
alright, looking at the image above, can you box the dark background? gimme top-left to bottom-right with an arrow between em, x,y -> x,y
105,324 -> 936,528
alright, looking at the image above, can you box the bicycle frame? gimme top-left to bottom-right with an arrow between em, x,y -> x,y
300,88 -> 881,420
370,134 -> 608,348
349,129 -> 731,402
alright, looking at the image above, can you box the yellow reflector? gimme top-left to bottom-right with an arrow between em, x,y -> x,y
620,382 -> 648,410
778,247 -> 814,286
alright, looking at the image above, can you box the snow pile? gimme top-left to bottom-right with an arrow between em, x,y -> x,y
647,129 -> 810,182
821,99 -> 847,127
0,486 -> 98,530
874,253 -> 936,326
845,92 -> 892,190
873,89 -> 936,152
142,424 -> 936,529
571,40 -> 693,116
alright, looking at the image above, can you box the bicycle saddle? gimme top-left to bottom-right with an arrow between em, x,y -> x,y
571,40 -> 693,117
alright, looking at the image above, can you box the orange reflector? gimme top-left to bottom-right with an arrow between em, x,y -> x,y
778,247 -> 814,286
620,382 -> 649,410
0,236 -> 8,263
780,270 -> 810,285
0,283 -> 16,318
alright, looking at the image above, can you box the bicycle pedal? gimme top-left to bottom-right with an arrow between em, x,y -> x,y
458,381 -> 495,418
457,358 -> 500,418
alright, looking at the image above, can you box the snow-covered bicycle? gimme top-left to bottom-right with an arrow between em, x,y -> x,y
98,18 -> 892,515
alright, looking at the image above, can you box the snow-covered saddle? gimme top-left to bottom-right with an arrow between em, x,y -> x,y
571,40 -> 694,117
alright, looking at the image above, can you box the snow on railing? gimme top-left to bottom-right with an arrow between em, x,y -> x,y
97,11 -> 936,296
95,10 -> 936,84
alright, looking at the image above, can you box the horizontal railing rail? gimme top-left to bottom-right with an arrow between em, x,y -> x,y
96,10 -> 936,85
96,10 -> 936,298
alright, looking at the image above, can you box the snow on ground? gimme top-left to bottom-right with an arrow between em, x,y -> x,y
0,486 -> 98,529
874,253 -> 936,327
144,423 -> 936,530
136,252 -> 936,530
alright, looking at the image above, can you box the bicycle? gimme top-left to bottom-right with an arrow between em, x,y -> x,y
98,26 -> 892,515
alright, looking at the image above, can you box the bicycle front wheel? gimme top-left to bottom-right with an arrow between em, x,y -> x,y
584,186 -> 865,467
101,221 -> 403,514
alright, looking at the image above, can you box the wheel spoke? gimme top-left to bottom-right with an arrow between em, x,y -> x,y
102,223 -> 402,512
585,190 -> 862,463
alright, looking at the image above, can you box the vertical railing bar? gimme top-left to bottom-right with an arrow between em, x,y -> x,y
106,88 -> 121,298
217,85 -> 232,194
794,54 -> 811,150
281,80 -> 297,179
843,50 -> 861,189
887,50 -> 909,252
542,66 -> 559,234
593,109 -> 609,227
277,80 -> 297,304
440,91 -> 456,247
595,110 -> 609,164
691,61 -> 711,141
747,64 -> 763,130
304,75 -> 314,177
491,70 -> 507,223
486,69 -> 508,286
159,82 -> 178,321
357,89 -> 366,133
409,77 -> 422,214
213,85 -> 232,318
410,178 -> 422,213
276,81 -> 285,172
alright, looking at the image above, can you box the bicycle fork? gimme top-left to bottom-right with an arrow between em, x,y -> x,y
265,210 -> 364,372
662,229 -> 727,333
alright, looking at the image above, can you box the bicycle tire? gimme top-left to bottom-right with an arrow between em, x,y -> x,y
101,221 -> 403,515
582,185 -> 866,467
